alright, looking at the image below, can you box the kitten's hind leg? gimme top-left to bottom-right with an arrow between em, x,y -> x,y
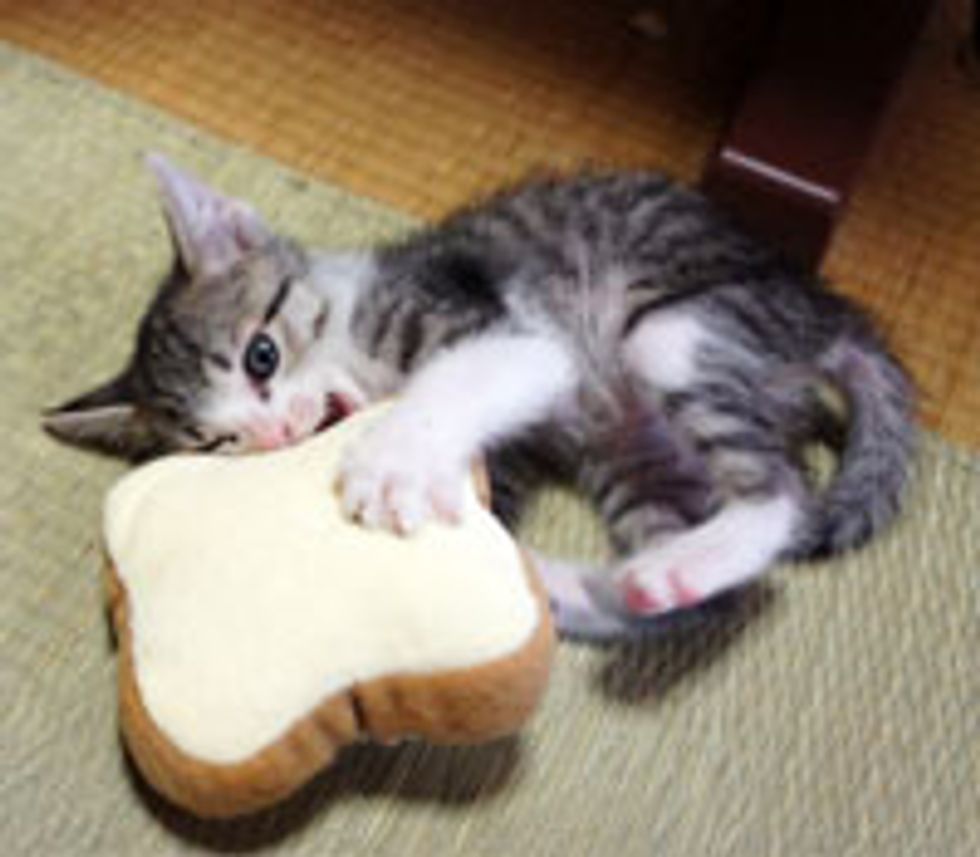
592,492 -> 802,617
548,404 -> 720,638
606,304 -> 803,615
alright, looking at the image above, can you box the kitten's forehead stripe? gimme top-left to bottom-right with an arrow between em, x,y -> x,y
262,276 -> 293,325
397,308 -> 426,372
157,309 -> 203,362
207,352 -> 233,371
311,303 -> 329,340
367,299 -> 401,356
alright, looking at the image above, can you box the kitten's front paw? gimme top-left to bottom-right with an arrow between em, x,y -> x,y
338,420 -> 467,535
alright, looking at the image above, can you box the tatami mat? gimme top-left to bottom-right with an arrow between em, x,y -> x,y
0,0 -> 977,447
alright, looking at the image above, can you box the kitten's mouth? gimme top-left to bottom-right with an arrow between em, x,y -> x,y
315,392 -> 358,433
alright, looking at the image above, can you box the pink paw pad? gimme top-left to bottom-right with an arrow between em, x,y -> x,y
621,571 -> 664,615
620,569 -> 705,617
667,570 -> 703,608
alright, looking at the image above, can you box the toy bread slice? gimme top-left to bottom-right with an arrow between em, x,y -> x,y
103,407 -> 554,818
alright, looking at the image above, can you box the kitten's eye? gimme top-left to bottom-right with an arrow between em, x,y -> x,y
243,332 -> 280,382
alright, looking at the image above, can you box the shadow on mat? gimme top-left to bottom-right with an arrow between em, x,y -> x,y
595,582 -> 779,703
124,735 -> 523,851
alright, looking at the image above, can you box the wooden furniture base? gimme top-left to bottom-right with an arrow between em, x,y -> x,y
702,0 -> 934,268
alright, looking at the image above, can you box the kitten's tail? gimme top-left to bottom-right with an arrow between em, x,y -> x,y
792,334 -> 916,559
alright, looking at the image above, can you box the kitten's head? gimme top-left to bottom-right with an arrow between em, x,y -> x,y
43,155 -> 369,460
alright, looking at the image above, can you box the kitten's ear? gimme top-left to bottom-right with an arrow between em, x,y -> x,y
146,153 -> 273,279
42,373 -> 164,461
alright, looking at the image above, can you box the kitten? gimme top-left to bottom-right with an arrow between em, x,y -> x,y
44,155 -> 916,638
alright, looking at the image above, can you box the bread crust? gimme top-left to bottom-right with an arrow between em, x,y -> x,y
107,550 -> 553,818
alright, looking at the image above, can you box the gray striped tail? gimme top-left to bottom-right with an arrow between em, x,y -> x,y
794,336 -> 917,558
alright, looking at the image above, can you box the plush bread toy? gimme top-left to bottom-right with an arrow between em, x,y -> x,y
102,406 -> 554,818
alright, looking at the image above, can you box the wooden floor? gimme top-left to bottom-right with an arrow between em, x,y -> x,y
2,0 -> 978,447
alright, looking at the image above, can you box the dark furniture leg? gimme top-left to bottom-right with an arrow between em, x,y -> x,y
701,0 -> 934,268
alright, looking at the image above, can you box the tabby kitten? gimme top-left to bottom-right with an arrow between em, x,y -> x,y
44,155 -> 915,638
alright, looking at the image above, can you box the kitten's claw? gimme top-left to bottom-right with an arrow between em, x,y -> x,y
383,477 -> 428,535
338,420 -> 466,534
428,479 -> 464,525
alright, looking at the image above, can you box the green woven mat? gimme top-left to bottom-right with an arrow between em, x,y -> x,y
1,44 -> 977,856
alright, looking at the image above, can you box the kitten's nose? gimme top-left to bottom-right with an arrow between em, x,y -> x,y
252,421 -> 294,451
